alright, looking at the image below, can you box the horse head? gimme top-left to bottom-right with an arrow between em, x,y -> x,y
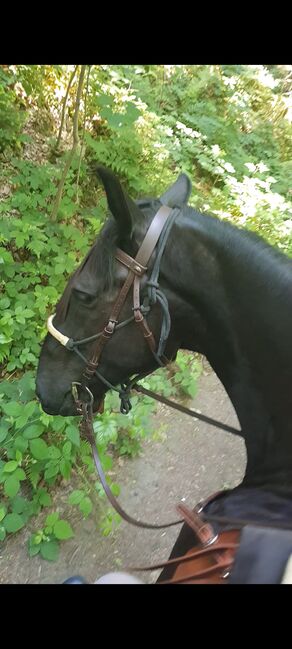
36,167 -> 191,416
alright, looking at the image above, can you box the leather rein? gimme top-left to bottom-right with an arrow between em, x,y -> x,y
47,205 -> 241,532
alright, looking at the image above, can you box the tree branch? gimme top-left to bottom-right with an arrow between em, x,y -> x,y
75,65 -> 91,204
56,65 -> 78,151
51,65 -> 86,222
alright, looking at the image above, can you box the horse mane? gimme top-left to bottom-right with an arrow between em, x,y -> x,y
185,207 -> 292,288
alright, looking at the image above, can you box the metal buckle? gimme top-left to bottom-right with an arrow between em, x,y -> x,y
104,320 -> 116,336
71,382 -> 94,407
203,531 -> 218,546
221,570 -> 230,580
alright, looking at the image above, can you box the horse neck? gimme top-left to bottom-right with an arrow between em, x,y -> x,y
163,208 -> 292,490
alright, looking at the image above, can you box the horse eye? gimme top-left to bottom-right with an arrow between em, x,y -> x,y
73,289 -> 96,305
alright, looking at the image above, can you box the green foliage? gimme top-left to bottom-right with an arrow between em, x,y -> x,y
0,371 -> 79,545
91,353 -> 202,459
0,355 -> 201,554
169,352 -> 202,399
28,511 -> 74,561
99,508 -> 121,537
68,489 -> 93,517
0,158 -> 97,369
0,68 -> 27,153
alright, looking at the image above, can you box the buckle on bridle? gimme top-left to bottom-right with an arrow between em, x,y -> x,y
104,319 -> 117,336
71,382 -> 94,411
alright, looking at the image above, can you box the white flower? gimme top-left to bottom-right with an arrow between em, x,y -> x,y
266,176 -> 277,184
257,162 -> 269,173
211,144 -> 221,157
223,162 -> 235,173
244,162 -> 256,172
175,121 -> 201,139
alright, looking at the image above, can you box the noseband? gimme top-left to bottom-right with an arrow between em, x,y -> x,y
47,205 -> 177,413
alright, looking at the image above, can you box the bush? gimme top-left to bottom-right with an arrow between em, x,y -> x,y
0,68 -> 27,153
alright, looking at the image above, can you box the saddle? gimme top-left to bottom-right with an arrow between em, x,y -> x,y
153,502 -> 292,584
64,491 -> 292,585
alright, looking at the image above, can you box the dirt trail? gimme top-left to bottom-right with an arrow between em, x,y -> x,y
0,367 -> 246,584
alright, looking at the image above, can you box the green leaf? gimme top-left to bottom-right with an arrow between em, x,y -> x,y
29,438 -> 50,460
22,309 -> 35,319
2,401 -> 22,417
44,462 -> 60,480
23,423 -> 44,439
96,93 -> 114,107
14,436 -> 28,452
79,497 -> 92,518
28,543 -> 41,557
28,464 -> 40,489
0,333 -> 12,344
100,454 -> 113,472
40,540 -> 59,561
38,489 -> 52,507
47,446 -> 61,460
45,512 -> 59,527
15,403 -> 37,428
0,505 -> 7,522
14,468 -> 26,481
7,361 -> 18,372
0,425 -> 9,444
4,475 -> 20,498
0,526 -> 6,541
3,460 -> 18,473
43,526 -> 52,535
29,532 -> 43,548
62,441 -> 72,457
65,424 -> 80,447
53,519 -> 74,540
11,496 -> 29,514
15,450 -> 22,463
125,103 -> 141,122
110,483 -> 120,497
23,401 -> 36,417
0,297 -> 10,309
49,417 -> 66,432
60,458 -> 71,479
68,490 -> 85,505
4,512 -> 24,533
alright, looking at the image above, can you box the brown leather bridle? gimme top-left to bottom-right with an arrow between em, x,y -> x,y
81,204 -> 174,386
47,204 -> 176,414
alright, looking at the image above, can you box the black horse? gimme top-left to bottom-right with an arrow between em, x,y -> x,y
36,167 -> 292,582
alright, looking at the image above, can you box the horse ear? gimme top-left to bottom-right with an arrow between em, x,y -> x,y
160,173 -> 192,207
95,165 -> 143,246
